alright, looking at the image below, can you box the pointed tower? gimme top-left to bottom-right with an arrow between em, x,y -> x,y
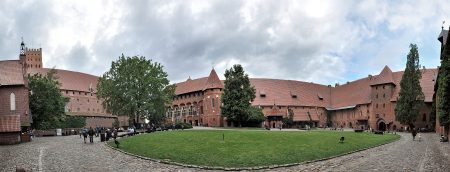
369,65 -> 396,131
19,39 -> 26,67
203,68 -> 224,90
202,68 -> 224,127
370,65 -> 395,86
18,39 -> 43,70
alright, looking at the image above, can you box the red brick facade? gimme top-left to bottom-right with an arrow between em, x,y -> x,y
0,60 -> 30,144
171,67 -> 437,131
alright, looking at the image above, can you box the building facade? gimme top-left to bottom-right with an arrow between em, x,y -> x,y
169,66 -> 437,131
0,41 -> 128,138
0,59 -> 31,144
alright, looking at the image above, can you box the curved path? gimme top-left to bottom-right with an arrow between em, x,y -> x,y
1,132 -> 449,172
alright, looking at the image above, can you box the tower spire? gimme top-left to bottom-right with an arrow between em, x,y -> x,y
20,37 -> 25,56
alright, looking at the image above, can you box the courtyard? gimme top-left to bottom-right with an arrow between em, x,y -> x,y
1,130 -> 450,171
108,130 -> 399,168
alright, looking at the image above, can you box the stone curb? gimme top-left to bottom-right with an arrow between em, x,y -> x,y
105,135 -> 401,171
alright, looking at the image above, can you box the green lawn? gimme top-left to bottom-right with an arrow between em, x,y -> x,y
109,130 -> 399,167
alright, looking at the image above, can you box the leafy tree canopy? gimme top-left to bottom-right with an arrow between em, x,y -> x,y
438,32 -> 450,126
394,44 -> 425,128
97,54 -> 174,126
29,69 -> 69,130
221,64 -> 259,127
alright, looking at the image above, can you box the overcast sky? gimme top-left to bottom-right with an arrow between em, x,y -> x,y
0,0 -> 449,85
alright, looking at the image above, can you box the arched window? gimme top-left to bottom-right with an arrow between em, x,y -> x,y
10,93 -> 16,111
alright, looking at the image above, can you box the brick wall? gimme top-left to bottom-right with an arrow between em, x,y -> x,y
0,132 -> 20,145
202,88 -> 222,127
0,85 -> 30,127
62,89 -> 108,115
85,117 -> 115,128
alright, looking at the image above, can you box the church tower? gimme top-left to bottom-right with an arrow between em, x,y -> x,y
18,39 -> 43,69
202,68 -> 224,127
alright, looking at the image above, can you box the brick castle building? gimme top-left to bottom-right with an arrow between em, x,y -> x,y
0,38 -> 440,144
168,66 -> 437,131
0,41 -> 128,144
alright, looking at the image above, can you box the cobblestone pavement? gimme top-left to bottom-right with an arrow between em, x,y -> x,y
270,132 -> 450,172
1,132 -> 449,172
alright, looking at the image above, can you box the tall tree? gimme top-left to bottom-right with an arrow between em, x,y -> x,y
29,69 -> 69,130
221,64 -> 258,127
437,32 -> 450,127
395,44 -> 425,128
97,54 -> 174,127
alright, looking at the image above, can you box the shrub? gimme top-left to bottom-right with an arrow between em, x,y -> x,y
174,122 -> 193,129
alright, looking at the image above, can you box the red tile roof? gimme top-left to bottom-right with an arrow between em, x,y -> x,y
292,108 -> 320,121
0,60 -> 25,86
174,69 -> 224,95
0,115 -> 21,132
175,67 -> 438,109
204,69 -> 224,90
330,77 -> 372,108
27,68 -> 99,93
370,65 -> 395,86
175,77 -> 208,95
251,79 -> 331,107
390,69 -> 437,102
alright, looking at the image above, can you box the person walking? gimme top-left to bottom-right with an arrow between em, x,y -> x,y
88,127 -> 95,143
412,128 -> 417,141
82,128 -> 88,143
113,129 -> 118,140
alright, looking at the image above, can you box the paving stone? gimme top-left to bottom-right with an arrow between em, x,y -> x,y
1,133 -> 450,172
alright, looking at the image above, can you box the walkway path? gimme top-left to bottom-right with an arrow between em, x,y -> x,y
1,132 -> 449,171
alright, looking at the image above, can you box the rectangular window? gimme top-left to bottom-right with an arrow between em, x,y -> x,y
211,98 -> 215,108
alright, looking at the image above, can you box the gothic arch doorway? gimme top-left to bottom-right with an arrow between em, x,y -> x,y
378,121 -> 386,131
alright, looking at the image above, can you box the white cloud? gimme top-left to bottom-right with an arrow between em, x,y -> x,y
0,0 -> 448,86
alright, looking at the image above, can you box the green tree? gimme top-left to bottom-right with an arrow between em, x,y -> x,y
246,106 -> 265,127
283,108 -> 294,128
62,116 -> 86,128
28,69 -> 69,130
221,64 -> 257,127
395,44 -> 425,128
97,54 -> 174,128
437,32 -> 450,126
112,118 -> 120,128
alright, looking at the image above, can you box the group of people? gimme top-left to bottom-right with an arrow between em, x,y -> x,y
80,127 -> 118,144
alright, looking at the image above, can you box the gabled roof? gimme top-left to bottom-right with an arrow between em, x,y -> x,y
0,60 -> 25,86
27,68 -> 99,93
203,68 -> 224,90
370,65 -> 395,86
175,69 -> 224,95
